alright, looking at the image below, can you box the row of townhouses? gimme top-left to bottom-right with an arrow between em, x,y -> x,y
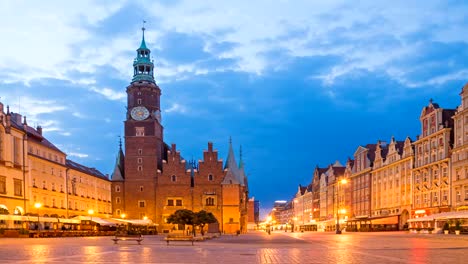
269,84 -> 468,233
0,104 -> 112,230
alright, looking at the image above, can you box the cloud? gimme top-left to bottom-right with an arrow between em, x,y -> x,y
90,87 -> 126,101
165,103 -> 187,114
6,97 -> 67,124
68,152 -> 89,158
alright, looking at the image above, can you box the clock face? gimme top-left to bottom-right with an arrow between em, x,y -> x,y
130,106 -> 150,121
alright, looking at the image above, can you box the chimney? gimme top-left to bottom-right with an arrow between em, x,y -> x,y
208,142 -> 213,152
37,125 -> 43,135
11,112 -> 22,124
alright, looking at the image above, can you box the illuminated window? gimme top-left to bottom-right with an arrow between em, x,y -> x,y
14,179 -> 22,196
0,176 -> 6,194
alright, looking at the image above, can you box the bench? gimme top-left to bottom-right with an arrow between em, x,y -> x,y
112,234 -> 143,245
164,235 -> 195,246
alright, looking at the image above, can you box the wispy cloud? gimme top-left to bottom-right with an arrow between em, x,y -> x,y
90,87 -> 126,101
165,103 -> 187,114
68,152 -> 89,158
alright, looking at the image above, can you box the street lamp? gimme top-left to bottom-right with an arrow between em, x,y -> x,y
336,178 -> 348,234
88,209 -> 94,220
88,209 -> 94,230
34,202 -> 42,230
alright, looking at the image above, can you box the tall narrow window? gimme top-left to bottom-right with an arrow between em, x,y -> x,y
137,98 -> 142,105
206,197 -> 215,206
171,175 -> 176,182
208,174 -> 213,181
138,149 -> 143,155
0,176 -> 6,194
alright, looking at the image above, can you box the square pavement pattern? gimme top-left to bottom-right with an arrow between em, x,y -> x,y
0,231 -> 467,263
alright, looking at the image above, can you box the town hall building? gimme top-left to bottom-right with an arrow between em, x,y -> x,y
110,27 -> 249,234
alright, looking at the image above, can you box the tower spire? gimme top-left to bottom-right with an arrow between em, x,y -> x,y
132,21 -> 155,83
140,20 -> 147,50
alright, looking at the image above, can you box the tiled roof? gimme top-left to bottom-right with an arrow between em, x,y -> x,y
442,109 -> 456,127
380,145 -> 389,159
395,141 -> 405,155
365,144 -> 378,162
333,167 -> 346,176
9,113 -> 64,154
66,159 -> 108,180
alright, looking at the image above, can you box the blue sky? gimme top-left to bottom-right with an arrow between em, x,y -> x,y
1,0 -> 467,215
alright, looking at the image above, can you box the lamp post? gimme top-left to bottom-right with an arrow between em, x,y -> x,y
88,209 -> 94,230
34,202 -> 42,230
143,216 -> 148,234
121,213 -> 127,231
336,178 -> 348,234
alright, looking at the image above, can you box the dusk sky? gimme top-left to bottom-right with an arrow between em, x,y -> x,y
1,1 -> 467,215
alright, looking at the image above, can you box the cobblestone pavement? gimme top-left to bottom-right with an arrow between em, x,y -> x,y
0,231 -> 467,263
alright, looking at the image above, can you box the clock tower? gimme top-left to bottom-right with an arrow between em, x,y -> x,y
122,25 -> 164,220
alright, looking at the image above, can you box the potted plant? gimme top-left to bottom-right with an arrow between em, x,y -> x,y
455,220 -> 462,235
443,222 -> 450,235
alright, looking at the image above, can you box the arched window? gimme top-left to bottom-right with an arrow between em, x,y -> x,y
208,174 -> 213,181
171,175 -> 176,182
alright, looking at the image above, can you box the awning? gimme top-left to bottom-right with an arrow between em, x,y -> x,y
407,211 -> 468,223
72,216 -> 116,226
109,218 -> 157,226
370,215 -> 399,225
0,215 -> 62,222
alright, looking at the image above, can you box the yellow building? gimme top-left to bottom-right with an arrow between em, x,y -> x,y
412,99 -> 455,219
0,104 -> 27,222
0,103 -> 111,230
371,138 -> 413,230
451,83 -> 468,211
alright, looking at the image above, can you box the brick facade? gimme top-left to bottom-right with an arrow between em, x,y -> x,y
111,30 -> 249,234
